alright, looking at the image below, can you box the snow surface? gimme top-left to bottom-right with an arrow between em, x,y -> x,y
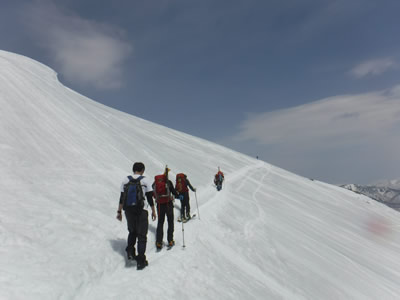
1,50 -> 400,300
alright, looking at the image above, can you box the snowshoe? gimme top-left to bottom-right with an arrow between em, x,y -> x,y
183,214 -> 196,223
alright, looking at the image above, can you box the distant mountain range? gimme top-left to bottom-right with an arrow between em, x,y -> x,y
341,180 -> 400,211
370,179 -> 400,189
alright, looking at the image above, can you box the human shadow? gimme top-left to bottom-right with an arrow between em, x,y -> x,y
149,224 -> 157,240
109,238 -> 136,268
109,238 -> 126,258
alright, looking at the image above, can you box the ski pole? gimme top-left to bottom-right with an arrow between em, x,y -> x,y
195,191 -> 200,220
182,218 -> 186,248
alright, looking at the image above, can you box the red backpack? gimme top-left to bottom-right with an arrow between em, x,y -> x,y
175,173 -> 188,193
214,171 -> 224,184
154,174 -> 171,204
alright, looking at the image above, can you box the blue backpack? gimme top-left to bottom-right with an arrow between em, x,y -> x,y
123,176 -> 145,208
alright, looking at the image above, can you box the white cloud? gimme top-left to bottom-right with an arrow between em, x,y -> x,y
233,86 -> 400,183
350,58 -> 397,78
22,1 -> 132,89
236,88 -> 400,147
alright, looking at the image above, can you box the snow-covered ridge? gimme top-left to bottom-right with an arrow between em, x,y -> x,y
0,50 -> 58,82
1,50 -> 400,300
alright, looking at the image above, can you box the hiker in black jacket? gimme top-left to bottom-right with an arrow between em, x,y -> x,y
117,162 -> 156,270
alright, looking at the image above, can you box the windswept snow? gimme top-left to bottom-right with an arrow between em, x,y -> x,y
1,50 -> 400,300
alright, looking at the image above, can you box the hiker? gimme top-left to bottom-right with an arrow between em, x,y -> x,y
175,173 -> 196,221
153,166 -> 179,250
214,167 -> 224,191
117,162 -> 157,270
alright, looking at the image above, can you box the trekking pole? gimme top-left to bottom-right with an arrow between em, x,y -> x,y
195,191 -> 200,220
182,218 -> 186,248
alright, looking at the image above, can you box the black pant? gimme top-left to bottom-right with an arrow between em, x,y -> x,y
125,208 -> 148,263
156,201 -> 174,244
179,191 -> 190,218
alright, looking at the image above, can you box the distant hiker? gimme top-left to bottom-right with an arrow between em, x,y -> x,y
175,173 -> 196,221
117,162 -> 157,270
214,167 -> 224,191
153,166 -> 179,250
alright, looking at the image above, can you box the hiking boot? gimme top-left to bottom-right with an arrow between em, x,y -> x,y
186,213 -> 191,220
168,240 -> 175,247
137,260 -> 148,270
126,246 -> 136,260
156,242 -> 162,250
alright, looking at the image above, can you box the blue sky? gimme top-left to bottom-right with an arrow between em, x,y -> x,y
1,0 -> 400,184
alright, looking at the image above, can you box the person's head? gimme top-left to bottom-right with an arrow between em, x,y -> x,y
132,162 -> 145,174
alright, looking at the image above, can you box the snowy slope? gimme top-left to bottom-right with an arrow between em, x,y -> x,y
1,50 -> 400,300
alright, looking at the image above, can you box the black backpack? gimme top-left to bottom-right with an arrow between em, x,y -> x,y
123,176 -> 145,209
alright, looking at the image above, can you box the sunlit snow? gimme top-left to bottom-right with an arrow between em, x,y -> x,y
1,50 -> 400,300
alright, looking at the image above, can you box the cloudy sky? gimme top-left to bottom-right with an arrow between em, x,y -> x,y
1,0 -> 399,184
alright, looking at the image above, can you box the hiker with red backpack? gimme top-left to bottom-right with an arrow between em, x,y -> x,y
214,167 -> 224,191
116,162 -> 157,270
175,173 -> 196,222
153,166 -> 179,251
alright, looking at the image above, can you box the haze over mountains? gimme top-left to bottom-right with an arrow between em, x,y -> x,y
342,180 -> 400,211
1,50 -> 400,300
373,178 -> 400,189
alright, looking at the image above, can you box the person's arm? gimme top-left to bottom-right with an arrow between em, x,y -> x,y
186,178 -> 196,192
117,192 -> 124,221
117,177 -> 129,221
145,191 -> 157,221
142,177 -> 156,221
168,180 -> 179,198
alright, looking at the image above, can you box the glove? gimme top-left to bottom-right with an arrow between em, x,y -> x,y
179,195 -> 184,201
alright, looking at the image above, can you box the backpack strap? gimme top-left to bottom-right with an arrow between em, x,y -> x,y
128,175 -> 144,182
